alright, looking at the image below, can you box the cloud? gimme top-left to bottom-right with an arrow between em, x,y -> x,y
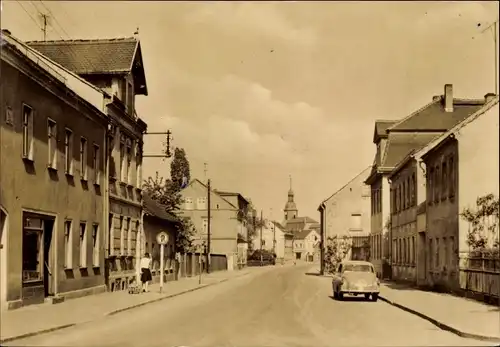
183,2 -> 317,47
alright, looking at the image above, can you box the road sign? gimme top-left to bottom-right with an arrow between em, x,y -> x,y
156,232 -> 169,245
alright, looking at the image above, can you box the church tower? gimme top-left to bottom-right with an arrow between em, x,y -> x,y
284,175 -> 298,222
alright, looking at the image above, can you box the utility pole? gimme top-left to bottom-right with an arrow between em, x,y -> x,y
476,19 -> 499,95
207,178 -> 211,274
39,13 -> 49,41
260,210 -> 263,266
271,208 -> 276,257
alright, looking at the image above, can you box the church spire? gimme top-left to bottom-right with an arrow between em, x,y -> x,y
284,174 -> 298,222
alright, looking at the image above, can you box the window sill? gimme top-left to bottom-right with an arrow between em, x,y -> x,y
65,172 -> 74,178
47,165 -> 57,172
119,181 -> 127,187
92,265 -> 100,269
22,157 -> 34,164
79,266 -> 88,270
93,181 -> 101,187
81,178 -> 88,183
63,267 -> 73,271
127,183 -> 134,189
109,176 -> 118,182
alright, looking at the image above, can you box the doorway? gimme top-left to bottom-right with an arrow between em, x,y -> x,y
0,209 -> 7,306
43,219 -> 54,297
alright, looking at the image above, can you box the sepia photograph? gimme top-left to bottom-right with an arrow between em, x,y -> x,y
0,1 -> 499,346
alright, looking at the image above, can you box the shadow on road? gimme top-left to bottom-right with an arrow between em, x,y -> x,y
328,295 -> 376,302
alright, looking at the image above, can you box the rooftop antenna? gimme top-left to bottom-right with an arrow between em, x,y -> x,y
474,19 -> 499,94
39,13 -> 50,41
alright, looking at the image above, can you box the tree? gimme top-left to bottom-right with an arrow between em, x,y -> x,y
143,147 -> 195,253
324,236 -> 351,274
460,193 -> 500,255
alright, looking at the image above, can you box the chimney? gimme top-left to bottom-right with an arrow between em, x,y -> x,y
485,93 -> 496,103
432,95 -> 441,102
444,84 -> 453,112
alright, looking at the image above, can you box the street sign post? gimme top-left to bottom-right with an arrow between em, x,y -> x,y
156,232 -> 169,294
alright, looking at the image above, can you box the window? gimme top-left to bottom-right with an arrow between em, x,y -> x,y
434,165 -> 441,203
435,238 -> 440,268
402,181 -> 406,210
262,240 -> 266,247
93,144 -> 100,185
126,139 -> 132,184
120,216 -> 126,255
22,104 -> 34,160
441,161 -> 447,200
64,129 -> 73,175
390,188 -> 394,214
406,177 -> 410,208
135,143 -> 142,188
64,220 -> 73,268
120,135 -> 126,182
92,224 -> 99,267
350,213 -> 362,231
412,236 -> 416,265
202,219 -> 208,235
443,237 -> 448,269
127,81 -> 134,115
197,197 -> 207,210
449,237 -> 454,267
80,137 -> 88,180
109,213 -> 115,256
184,197 -> 194,210
47,119 -> 57,169
79,222 -> 87,268
114,216 -> 123,256
411,173 -> 416,206
428,167 -> 434,204
449,156 -> 456,198
127,218 -> 132,256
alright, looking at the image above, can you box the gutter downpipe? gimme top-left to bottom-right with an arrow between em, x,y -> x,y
104,123 -> 111,290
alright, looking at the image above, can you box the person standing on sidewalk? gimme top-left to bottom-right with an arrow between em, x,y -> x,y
140,253 -> 152,293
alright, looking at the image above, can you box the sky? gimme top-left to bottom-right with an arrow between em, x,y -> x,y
1,1 -> 498,221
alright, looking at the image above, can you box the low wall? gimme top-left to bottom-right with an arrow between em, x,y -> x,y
459,256 -> 500,299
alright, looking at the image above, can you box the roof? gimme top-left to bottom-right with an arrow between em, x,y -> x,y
417,95 -> 499,160
271,220 -> 286,231
186,179 -> 238,209
294,229 -> 317,240
143,194 -> 179,223
1,30 -> 107,115
380,133 -> 439,169
319,166 -> 372,208
26,37 -> 148,95
213,190 -> 250,206
387,96 -> 484,132
286,216 -> 318,224
373,120 -> 398,143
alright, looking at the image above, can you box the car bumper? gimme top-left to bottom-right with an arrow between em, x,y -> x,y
340,286 -> 380,294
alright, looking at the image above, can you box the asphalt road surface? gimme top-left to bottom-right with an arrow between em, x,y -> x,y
7,264 -> 494,347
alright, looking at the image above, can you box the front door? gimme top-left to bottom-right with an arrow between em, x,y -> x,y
43,219 -> 55,297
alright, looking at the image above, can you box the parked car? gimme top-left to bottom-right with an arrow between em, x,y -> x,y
248,250 -> 276,265
331,260 -> 380,301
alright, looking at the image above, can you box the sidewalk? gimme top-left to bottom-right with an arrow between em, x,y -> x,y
379,282 -> 500,342
0,268 -> 266,343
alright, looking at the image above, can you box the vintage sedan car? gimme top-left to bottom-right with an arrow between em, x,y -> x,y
331,260 -> 380,301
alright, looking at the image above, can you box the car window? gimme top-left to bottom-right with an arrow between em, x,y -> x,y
343,264 -> 374,272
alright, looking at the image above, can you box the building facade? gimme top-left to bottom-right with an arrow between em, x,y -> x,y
366,84 -> 485,279
318,166 -> 372,273
1,31 -> 108,309
27,36 -> 150,292
293,229 -> 320,262
142,194 -> 179,284
178,179 -> 242,259
418,94 -> 498,292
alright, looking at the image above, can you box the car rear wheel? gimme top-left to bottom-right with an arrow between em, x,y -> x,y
364,293 -> 370,300
371,293 -> 379,302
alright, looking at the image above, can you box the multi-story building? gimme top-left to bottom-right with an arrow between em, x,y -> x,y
365,84 -> 485,278
293,229 -> 320,262
1,30 -> 108,308
178,179 -> 247,268
318,166 -> 372,273
416,94 -> 498,292
27,36 -> 149,291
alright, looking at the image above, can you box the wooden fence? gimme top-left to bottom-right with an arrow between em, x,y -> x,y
459,255 -> 500,299
177,253 -> 228,278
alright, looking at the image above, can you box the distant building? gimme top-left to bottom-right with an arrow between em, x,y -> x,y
178,179 -> 248,269
1,31 -> 108,308
252,219 -> 289,260
318,166 -> 372,274
365,84 -> 486,279
293,229 -> 320,262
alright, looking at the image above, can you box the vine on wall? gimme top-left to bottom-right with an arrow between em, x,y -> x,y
460,193 -> 500,256
324,235 -> 351,274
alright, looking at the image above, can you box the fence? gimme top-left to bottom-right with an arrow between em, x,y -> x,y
178,252 -> 228,278
459,254 -> 500,299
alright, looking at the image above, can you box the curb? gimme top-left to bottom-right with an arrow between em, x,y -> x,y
379,295 -> 500,343
0,271 -> 251,344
